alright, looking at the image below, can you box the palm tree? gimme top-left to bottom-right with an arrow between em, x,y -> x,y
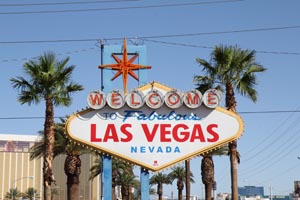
113,159 -> 134,200
150,172 -> 171,200
201,147 -> 228,200
116,172 -> 139,200
89,157 -> 134,200
168,165 -> 195,200
30,120 -> 89,200
195,45 -> 266,200
5,188 -> 21,200
11,52 -> 83,200
133,183 -> 155,200
22,187 -> 39,200
89,156 -> 103,181
51,188 -> 59,200
64,142 -> 86,200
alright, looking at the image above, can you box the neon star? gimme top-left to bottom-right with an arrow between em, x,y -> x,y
99,38 -> 152,94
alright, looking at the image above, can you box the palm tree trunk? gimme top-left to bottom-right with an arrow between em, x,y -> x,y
178,188 -> 183,200
44,98 -> 55,200
185,160 -> 191,200
112,170 -> 118,200
230,140 -> 239,200
67,181 -> 79,200
121,186 -> 128,200
204,183 -> 213,200
158,184 -> 163,200
177,181 -> 184,200
65,154 -> 81,200
201,155 -> 214,200
226,82 -> 239,200
225,82 -> 237,113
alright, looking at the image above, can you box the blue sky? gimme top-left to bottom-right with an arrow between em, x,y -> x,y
1,0 -> 300,198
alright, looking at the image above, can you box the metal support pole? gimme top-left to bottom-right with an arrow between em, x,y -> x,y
100,40 -> 104,91
140,168 -> 150,200
103,155 -> 112,200
185,160 -> 191,200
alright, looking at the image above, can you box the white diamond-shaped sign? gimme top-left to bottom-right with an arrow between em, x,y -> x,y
65,82 -> 243,171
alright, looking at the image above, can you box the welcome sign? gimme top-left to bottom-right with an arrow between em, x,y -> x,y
65,82 -> 243,171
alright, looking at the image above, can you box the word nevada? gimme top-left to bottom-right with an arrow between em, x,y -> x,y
87,88 -> 221,110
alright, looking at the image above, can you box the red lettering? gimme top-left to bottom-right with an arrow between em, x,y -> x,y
89,93 -> 104,106
90,124 -> 101,142
103,124 -> 119,142
172,124 -> 189,142
207,92 -> 217,105
120,124 -> 133,142
111,93 -> 121,105
149,93 -> 159,106
131,93 -> 140,106
141,123 -> 219,143
90,124 -> 132,143
142,124 -> 159,142
160,124 -> 172,142
207,124 -> 219,142
190,124 -> 206,142
167,93 -> 180,105
186,92 -> 200,105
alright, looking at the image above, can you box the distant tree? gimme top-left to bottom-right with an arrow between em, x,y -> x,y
11,52 -> 83,200
51,188 -> 59,200
89,156 -> 103,181
133,183 -> 155,200
150,172 -> 171,200
5,188 -> 21,200
168,165 -> 195,200
89,157 -> 134,200
116,172 -> 139,200
22,187 -> 39,200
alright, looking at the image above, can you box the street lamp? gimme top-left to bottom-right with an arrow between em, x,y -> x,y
12,176 -> 34,187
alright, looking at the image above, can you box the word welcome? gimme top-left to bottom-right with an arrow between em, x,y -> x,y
87,89 -> 221,110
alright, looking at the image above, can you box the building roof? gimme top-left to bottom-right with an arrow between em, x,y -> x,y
0,133 -> 39,142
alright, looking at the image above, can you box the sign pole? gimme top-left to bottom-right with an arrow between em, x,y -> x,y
102,155 -> 112,200
141,168 -> 150,200
100,40 -> 104,92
